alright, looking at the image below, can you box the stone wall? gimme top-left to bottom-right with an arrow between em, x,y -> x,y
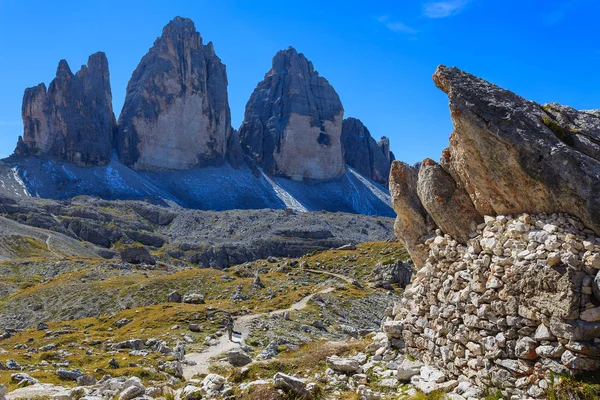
383,212 -> 600,399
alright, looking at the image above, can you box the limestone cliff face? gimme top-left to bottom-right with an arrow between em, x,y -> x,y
341,117 -> 394,184
15,53 -> 116,166
116,16 -> 231,170
238,47 -> 345,181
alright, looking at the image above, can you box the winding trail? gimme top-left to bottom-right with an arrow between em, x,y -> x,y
305,268 -> 355,284
182,286 -> 336,379
45,235 -> 61,258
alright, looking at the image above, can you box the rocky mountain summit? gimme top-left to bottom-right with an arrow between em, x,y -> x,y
239,47 -> 346,181
15,52 -> 117,166
116,17 -> 232,170
341,118 -> 395,184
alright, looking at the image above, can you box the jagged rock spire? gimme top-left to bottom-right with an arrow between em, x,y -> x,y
116,16 -> 232,170
16,52 -> 116,166
238,47 -> 345,180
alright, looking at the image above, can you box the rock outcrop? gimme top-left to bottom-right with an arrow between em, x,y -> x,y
387,65 -> 600,398
117,16 -> 231,170
417,158 -> 482,243
389,161 -> 436,268
433,65 -> 600,237
238,47 -> 345,180
391,65 -> 600,265
341,117 -> 394,184
15,53 -> 116,166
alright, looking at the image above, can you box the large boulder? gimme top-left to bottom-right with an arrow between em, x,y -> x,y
15,52 -> 116,166
117,16 -> 231,170
326,356 -> 361,374
389,161 -> 436,268
432,65 -> 600,236
4,383 -> 65,399
390,65 -> 600,265
341,117 -> 394,184
239,46 -> 345,180
273,372 -> 310,399
119,247 -> 155,265
182,293 -> 205,304
417,158 -> 482,243
226,348 -> 252,367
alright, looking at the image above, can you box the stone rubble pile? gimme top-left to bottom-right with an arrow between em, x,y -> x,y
3,374 -> 236,400
382,212 -> 600,399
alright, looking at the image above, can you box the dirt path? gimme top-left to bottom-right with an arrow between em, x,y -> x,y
45,235 -> 61,258
305,268 -> 355,284
182,286 -> 336,379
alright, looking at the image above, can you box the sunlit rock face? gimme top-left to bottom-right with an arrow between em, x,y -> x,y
16,52 -> 117,166
117,16 -> 232,171
239,47 -> 345,181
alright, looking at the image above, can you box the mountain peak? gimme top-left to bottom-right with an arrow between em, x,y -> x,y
56,59 -> 72,76
17,53 -> 116,166
162,16 -> 197,37
239,48 -> 344,181
116,16 -> 231,171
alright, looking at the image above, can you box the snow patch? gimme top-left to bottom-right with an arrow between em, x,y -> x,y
11,167 -> 30,197
260,169 -> 308,212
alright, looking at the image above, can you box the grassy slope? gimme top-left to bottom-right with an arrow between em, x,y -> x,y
0,242 -> 407,390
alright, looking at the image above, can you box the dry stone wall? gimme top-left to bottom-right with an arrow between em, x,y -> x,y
383,212 -> 600,399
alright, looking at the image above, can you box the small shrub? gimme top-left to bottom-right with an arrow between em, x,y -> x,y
410,390 -> 447,400
243,384 -> 283,400
484,388 -> 504,400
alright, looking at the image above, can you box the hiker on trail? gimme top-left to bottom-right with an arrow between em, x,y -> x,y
225,316 -> 234,341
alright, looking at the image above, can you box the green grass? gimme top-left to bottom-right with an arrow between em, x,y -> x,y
410,391 -> 447,400
301,242 -> 409,281
484,388 -> 504,400
0,241 -> 403,391
553,371 -> 600,400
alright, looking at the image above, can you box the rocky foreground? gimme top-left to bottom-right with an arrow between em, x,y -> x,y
382,213 -> 600,399
385,64 -> 600,400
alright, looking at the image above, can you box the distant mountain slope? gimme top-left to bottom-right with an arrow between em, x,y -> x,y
0,155 -> 394,216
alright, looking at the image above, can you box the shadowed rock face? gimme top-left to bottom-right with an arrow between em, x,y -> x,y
341,118 -> 394,184
116,16 -> 231,171
239,47 -> 345,180
15,53 -> 116,166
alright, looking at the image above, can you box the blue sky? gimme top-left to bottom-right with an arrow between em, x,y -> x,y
1,0 -> 599,164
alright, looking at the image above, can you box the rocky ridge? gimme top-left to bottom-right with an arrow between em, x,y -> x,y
15,53 -> 117,166
341,117 -> 395,184
239,47 -> 346,181
8,16 -> 396,217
